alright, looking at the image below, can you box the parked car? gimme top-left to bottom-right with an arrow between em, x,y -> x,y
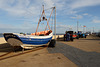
80,34 -> 86,38
73,33 -> 79,39
96,32 -> 100,37
86,33 -> 89,36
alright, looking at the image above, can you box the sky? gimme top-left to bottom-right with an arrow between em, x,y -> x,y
0,0 -> 100,34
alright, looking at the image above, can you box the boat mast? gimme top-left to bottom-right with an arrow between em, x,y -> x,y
35,5 -> 49,33
45,7 -> 54,30
35,5 -> 55,34
35,5 -> 44,33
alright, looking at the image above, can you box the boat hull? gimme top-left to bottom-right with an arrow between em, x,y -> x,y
20,37 -> 52,45
3,33 -> 53,47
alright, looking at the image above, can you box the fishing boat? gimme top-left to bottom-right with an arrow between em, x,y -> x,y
3,5 -> 56,49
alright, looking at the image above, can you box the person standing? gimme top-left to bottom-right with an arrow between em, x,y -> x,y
66,32 -> 70,41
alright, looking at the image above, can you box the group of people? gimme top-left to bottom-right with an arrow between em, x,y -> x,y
64,32 -> 73,41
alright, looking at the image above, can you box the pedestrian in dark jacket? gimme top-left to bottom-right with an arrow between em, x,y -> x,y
66,33 -> 70,41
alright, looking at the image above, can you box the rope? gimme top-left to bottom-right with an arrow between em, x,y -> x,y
45,8 -> 55,30
35,6 -> 55,33
51,10 -> 54,30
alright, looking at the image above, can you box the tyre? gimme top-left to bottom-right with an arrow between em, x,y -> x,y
76,36 -> 79,39
71,38 -> 73,41
48,39 -> 56,47
85,35 -> 86,38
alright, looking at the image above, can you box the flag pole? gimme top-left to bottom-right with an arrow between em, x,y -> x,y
83,26 -> 84,33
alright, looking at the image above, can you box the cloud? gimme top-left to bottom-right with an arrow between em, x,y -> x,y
70,0 -> 100,10
0,0 -> 100,33
0,0 -> 66,17
0,21 -> 36,33
83,13 -> 88,16
57,25 -> 72,28
0,0 -> 42,17
70,15 -> 83,19
92,19 -> 100,23
63,0 -> 100,16
70,13 -> 92,19
43,0 -> 54,8
0,23 -> 15,29
0,0 -> 100,17
56,24 -> 77,33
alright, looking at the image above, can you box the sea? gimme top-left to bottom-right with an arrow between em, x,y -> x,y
0,33 -> 3,38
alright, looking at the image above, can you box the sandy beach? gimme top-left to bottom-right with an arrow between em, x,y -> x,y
0,35 -> 100,67
0,37 -> 7,44
61,35 -> 100,53
48,35 -> 100,67
52,35 -> 64,39
0,36 -> 77,67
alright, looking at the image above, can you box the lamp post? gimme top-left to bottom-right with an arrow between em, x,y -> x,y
54,6 -> 56,39
77,21 -> 78,33
93,27 -> 94,33
83,26 -> 84,33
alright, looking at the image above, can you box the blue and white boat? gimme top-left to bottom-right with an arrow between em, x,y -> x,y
3,30 -> 53,49
19,31 -> 53,45
3,5 -> 55,49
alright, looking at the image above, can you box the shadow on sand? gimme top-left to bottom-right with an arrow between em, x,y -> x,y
79,38 -> 100,41
0,43 -> 22,52
47,41 -> 100,67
